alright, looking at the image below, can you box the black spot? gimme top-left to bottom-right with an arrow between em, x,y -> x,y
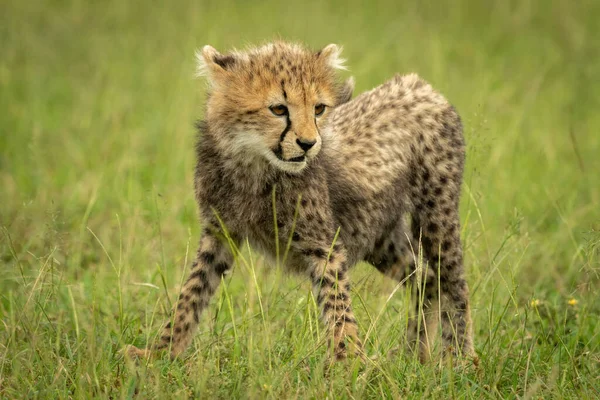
428,222 -> 439,234
337,341 -> 346,350
175,327 -> 181,334
301,198 -> 308,207
190,284 -> 204,295
409,172 -> 418,186
200,252 -> 215,265
165,322 -> 172,329
161,335 -> 172,343
184,323 -> 190,332
426,199 -> 436,209
305,248 -> 327,259
440,122 -> 452,138
446,261 -> 458,272
442,240 -> 451,251
423,169 -> 430,182
215,262 -> 229,275
434,187 -> 443,196
322,302 -> 334,314
190,269 -> 209,286
330,292 -> 348,302
292,232 -> 301,241
320,275 -> 335,288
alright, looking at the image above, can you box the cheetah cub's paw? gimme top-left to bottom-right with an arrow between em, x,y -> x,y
332,337 -> 367,363
122,345 -> 154,360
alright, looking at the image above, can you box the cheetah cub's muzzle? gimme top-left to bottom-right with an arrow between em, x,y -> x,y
268,103 -> 324,173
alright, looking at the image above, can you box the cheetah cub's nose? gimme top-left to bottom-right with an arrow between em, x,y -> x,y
296,138 -> 316,152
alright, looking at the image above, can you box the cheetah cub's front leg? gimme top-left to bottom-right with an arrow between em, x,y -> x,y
126,229 -> 233,359
303,244 -> 363,360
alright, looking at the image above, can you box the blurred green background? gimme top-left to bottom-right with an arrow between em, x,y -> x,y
1,0 -> 599,398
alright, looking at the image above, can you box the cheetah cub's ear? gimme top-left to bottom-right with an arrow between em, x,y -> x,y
317,44 -> 347,71
196,45 -> 236,84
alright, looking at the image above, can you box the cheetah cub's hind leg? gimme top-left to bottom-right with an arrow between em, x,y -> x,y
367,219 -> 439,362
408,207 -> 474,362
126,229 -> 234,359
407,146 -> 474,361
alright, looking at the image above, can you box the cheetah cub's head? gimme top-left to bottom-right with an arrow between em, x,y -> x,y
197,42 -> 353,174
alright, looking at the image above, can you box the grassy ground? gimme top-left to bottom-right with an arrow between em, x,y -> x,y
1,0 -> 599,398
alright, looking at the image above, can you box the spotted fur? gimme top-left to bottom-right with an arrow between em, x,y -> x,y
126,41 -> 474,362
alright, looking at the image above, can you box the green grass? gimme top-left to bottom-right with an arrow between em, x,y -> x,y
1,0 -> 599,398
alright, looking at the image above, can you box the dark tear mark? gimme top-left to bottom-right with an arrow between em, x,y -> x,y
280,115 -> 292,142
274,115 -> 292,160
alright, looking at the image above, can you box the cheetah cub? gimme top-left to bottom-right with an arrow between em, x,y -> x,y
126,41 -> 474,362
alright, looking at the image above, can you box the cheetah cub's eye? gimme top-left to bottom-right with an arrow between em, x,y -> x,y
270,104 -> 288,116
315,104 -> 326,116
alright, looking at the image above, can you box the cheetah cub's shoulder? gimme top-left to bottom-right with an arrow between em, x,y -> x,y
126,41 -> 474,363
